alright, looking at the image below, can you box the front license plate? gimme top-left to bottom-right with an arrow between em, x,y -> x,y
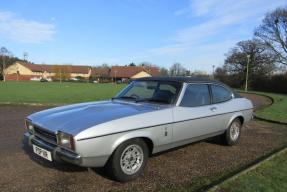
33,144 -> 52,161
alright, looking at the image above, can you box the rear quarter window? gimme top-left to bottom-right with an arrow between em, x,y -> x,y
211,84 -> 232,103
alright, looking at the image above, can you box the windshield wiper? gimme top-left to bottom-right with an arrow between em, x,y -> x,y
135,98 -> 170,104
112,96 -> 137,101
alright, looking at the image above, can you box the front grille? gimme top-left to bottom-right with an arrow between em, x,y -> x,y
34,126 -> 57,144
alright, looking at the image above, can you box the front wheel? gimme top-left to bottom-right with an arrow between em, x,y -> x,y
223,118 -> 242,146
106,138 -> 149,182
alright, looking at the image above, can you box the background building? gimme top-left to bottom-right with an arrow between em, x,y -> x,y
4,61 -> 160,82
5,61 -> 91,81
110,66 -> 160,82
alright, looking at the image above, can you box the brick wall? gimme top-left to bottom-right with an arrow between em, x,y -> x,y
5,74 -> 42,81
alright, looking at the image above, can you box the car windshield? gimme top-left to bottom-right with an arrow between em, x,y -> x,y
114,80 -> 182,104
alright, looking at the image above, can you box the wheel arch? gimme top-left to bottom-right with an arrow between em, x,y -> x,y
237,116 -> 244,125
227,112 -> 244,129
111,131 -> 156,156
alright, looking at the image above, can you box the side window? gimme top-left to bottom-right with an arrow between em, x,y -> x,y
180,84 -> 210,107
211,85 -> 232,103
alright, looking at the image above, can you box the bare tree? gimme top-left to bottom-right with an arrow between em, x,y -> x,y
101,63 -> 109,68
224,39 -> 276,83
0,47 -> 9,55
255,7 -> 287,65
0,47 -> 10,81
0,47 -> 28,81
169,63 -> 187,76
159,67 -> 168,76
128,62 -> 136,66
53,65 -> 71,82
214,67 -> 227,79
138,62 -> 152,67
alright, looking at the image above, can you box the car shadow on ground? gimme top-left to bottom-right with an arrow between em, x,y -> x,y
205,135 -> 226,146
150,135 -> 225,159
21,134 -> 225,181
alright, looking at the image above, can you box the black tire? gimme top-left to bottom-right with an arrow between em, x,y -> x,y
106,138 -> 149,182
223,118 -> 242,146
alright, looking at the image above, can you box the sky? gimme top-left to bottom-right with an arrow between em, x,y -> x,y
0,0 -> 286,73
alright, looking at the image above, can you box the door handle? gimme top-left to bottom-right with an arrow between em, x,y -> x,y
210,107 -> 217,112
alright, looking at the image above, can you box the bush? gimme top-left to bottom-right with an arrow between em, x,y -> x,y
215,74 -> 244,88
215,73 -> 287,94
251,74 -> 287,94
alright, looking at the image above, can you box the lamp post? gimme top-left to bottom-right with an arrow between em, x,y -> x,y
245,54 -> 250,92
1,55 -> 5,82
212,65 -> 215,79
114,70 -> 117,84
60,68 -> 62,83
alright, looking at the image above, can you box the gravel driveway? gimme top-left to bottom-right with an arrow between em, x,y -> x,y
0,95 -> 286,192
240,93 -> 272,109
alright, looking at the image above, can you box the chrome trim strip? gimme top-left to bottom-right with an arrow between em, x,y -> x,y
78,107 -> 253,141
24,132 -> 81,165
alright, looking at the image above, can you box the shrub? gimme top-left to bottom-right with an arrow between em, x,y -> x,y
251,74 -> 287,94
215,73 -> 287,94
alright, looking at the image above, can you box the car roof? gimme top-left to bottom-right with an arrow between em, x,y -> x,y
134,76 -> 242,98
135,76 -> 220,84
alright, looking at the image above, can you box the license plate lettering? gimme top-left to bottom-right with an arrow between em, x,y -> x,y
32,145 -> 52,161
42,151 -> 48,158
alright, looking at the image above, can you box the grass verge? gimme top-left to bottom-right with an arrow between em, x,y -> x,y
215,149 -> 287,192
246,91 -> 287,123
0,81 -> 126,105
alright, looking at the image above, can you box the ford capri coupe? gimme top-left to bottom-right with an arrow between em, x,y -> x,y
24,77 -> 253,181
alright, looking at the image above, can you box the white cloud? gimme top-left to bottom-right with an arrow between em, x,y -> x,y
172,0 -> 286,47
0,11 -> 55,43
175,0 -> 218,17
147,0 -> 286,72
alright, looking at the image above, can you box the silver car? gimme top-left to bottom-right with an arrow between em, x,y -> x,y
24,77 -> 253,181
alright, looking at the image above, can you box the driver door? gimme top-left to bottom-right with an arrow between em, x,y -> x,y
172,83 -> 223,145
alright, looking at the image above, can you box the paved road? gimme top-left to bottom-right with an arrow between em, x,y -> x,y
0,95 -> 286,192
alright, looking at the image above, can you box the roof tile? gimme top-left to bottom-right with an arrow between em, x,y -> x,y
19,61 -> 91,74
110,66 -> 160,78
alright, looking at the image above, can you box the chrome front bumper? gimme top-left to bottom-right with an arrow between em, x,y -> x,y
24,132 -> 82,165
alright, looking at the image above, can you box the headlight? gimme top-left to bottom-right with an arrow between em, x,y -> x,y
57,131 -> 74,150
25,120 -> 34,133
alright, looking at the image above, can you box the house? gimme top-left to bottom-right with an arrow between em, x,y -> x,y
91,67 -> 111,82
110,66 -> 160,82
4,61 -> 160,82
5,61 -> 91,81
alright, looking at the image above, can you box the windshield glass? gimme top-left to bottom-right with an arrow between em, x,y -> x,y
115,81 -> 182,104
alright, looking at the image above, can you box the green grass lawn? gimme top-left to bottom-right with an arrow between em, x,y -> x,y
248,91 -> 287,123
0,81 -> 126,105
0,82 -> 286,123
216,150 -> 287,192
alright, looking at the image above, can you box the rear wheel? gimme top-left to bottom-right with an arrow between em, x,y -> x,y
106,138 -> 149,182
223,118 -> 242,146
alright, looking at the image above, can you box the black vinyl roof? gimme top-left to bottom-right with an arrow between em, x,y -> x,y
135,76 -> 220,84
